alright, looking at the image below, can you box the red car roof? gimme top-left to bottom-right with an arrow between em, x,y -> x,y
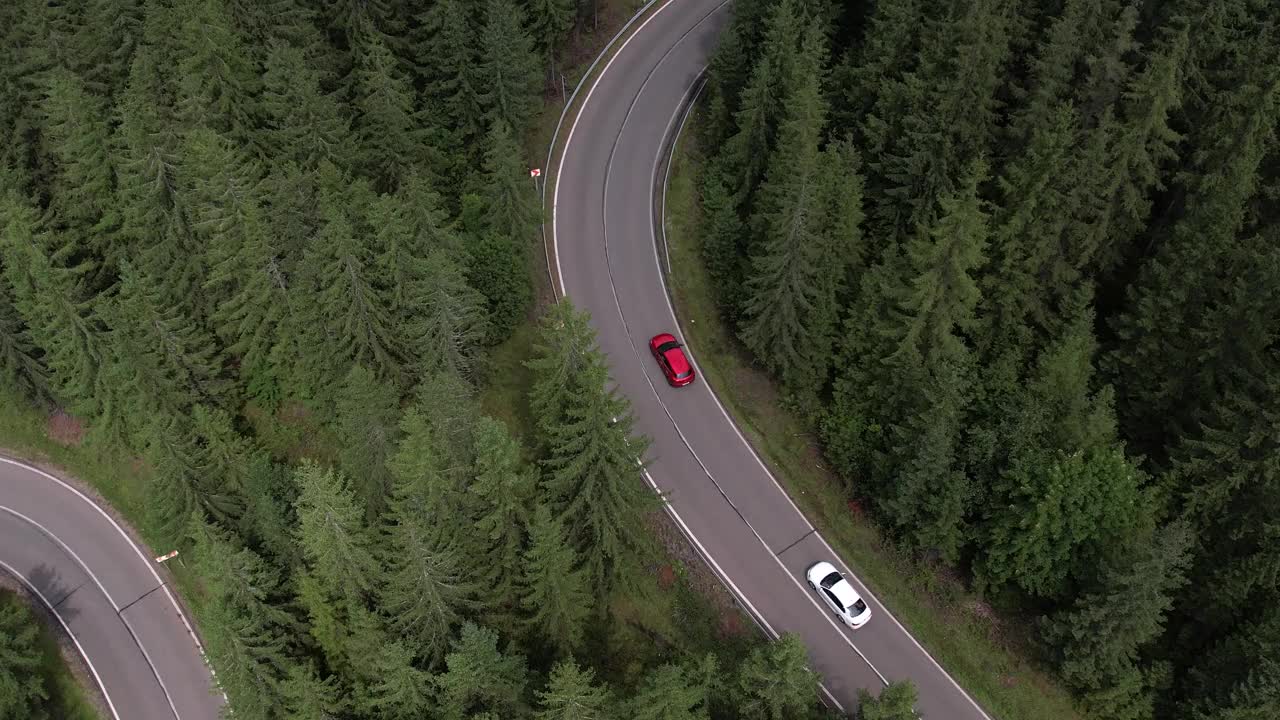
662,344 -> 691,376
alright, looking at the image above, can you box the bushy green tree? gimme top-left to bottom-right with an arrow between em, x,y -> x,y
436,622 -> 530,720
526,300 -> 660,592
520,504 -> 591,654
857,680 -> 918,720
0,594 -> 49,720
536,659 -> 614,720
476,0 -> 541,135
260,40 -> 352,170
332,364 -> 401,516
350,22 -> 424,192
627,657 -> 717,720
733,634 -> 820,720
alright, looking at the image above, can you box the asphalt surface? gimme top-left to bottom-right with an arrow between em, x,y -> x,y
551,1 -> 993,717
0,456 -> 222,720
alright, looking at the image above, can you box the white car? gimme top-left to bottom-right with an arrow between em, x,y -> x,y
806,561 -> 872,629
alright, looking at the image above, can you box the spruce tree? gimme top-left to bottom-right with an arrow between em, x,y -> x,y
526,300 -> 660,592
143,411 -> 245,541
414,0 -> 484,183
350,21 -> 424,192
436,622 -> 530,720
293,461 -> 379,609
0,273 -> 48,402
627,659 -> 716,720
1042,522 -> 1194,718
332,364 -> 401,517
190,518 -> 296,720
528,0 -> 575,76
519,504 -> 591,655
0,595 -> 49,720
469,416 -> 536,605
173,0 -> 260,145
280,663 -> 345,720
260,40 -> 353,170
733,634 -> 820,720
379,431 -> 476,666
481,119 -> 539,245
359,636 -> 434,718
535,659 -> 614,720
294,195 -> 402,387
476,0 -> 541,135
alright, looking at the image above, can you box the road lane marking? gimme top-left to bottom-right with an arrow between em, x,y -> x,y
1,455 -> 226,715
0,557 -> 123,720
643,53 -> 998,720
594,0 -> 889,697
1,504 -> 182,719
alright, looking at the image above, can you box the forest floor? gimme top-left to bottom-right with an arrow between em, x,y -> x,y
658,105 -> 1088,720
0,586 -> 105,720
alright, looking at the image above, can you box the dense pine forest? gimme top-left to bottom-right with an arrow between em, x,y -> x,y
0,1 -> 843,719
700,0 -> 1278,718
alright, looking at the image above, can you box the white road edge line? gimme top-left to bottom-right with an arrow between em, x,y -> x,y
551,0 -> 868,710
0,456 -> 228,713
645,37 -> 996,720
0,504 -> 183,720
0,557 -> 123,720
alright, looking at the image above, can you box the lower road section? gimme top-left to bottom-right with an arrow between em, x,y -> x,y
551,1 -> 992,717
0,456 -> 222,720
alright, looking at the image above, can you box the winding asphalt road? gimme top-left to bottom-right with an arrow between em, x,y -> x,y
551,1 -> 992,717
0,456 -> 221,720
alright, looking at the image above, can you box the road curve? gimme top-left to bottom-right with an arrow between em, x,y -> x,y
0,456 -> 222,720
551,1 -> 992,717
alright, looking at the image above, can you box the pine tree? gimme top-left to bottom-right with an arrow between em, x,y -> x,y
476,0 -> 541,135
719,0 -> 803,202
107,261 -> 230,417
350,22 -> 424,192
1043,522 -> 1194,718
520,504 -> 591,654
411,249 -> 493,379
481,119 -> 540,244
414,0 -> 484,181
190,518 -> 296,720
260,40 -> 353,170
733,634 -> 820,720
280,662 -> 345,720
143,411 -> 245,541
0,595 -> 49,720
0,272 -> 48,402
358,635 -> 434,718
293,461 -> 379,609
173,0 -> 260,145
332,364 -> 401,517
535,659 -> 614,720
528,0 -> 575,77
38,68 -> 121,267
857,680 -> 919,720
294,194 -> 402,387
73,0 -> 144,99
527,300 -> 660,592
739,24 -> 862,399
436,622 -> 530,720
0,196 -> 113,419
379,431 -> 476,666
627,658 -> 716,720
470,416 -> 536,604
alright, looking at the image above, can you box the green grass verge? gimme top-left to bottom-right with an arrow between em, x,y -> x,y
661,111 -> 1085,720
0,589 -> 104,720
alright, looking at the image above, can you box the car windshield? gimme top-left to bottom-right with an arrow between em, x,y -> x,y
852,599 -> 868,614
820,571 -> 842,589
658,341 -> 680,354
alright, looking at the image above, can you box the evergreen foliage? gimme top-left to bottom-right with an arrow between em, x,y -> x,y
699,0 -> 1280,714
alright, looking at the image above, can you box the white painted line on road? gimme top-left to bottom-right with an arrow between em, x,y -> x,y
0,557 -> 123,720
593,0 -> 887,700
645,57 -> 997,720
552,0 -> 680,298
0,456 -> 227,715
0,503 -> 183,719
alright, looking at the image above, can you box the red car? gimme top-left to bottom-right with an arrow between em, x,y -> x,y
649,333 -> 695,387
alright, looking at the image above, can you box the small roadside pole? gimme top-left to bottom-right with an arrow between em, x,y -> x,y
154,550 -> 179,564
530,167 -> 541,192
